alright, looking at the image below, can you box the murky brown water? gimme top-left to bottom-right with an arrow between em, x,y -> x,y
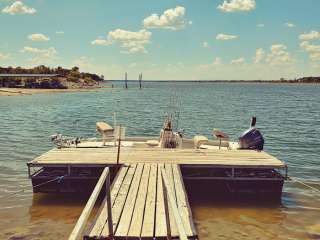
1,186 -> 320,239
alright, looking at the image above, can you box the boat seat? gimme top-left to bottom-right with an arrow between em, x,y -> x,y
96,122 -> 113,134
213,129 -> 229,149
193,135 -> 208,149
96,122 -> 114,145
146,140 -> 159,147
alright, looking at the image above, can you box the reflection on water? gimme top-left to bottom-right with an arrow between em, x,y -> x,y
0,82 -> 320,239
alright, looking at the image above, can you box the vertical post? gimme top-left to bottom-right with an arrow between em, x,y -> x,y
106,171 -> 113,237
285,165 -> 288,180
231,168 -> 235,178
162,176 -> 172,240
113,112 -> 117,128
27,164 -> 31,178
116,125 -> 122,165
139,73 -> 142,89
125,72 -> 128,89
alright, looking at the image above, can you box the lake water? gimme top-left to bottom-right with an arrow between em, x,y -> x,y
0,82 -> 319,239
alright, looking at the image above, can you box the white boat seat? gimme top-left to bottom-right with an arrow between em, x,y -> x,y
146,140 -> 159,147
96,122 -> 113,134
96,122 -> 114,146
193,135 -> 208,149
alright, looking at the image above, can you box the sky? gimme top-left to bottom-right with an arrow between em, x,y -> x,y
0,0 -> 320,80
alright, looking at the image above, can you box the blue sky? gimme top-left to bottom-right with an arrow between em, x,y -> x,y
0,0 -> 320,80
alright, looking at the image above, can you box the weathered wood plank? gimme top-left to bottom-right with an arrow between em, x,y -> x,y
155,164 -> 167,238
127,164 -> 151,237
172,164 -> 197,237
115,164 -> 144,237
161,168 -> 188,240
164,164 -> 179,237
30,147 -> 285,168
141,164 -> 157,238
88,165 -> 129,237
100,164 -> 137,237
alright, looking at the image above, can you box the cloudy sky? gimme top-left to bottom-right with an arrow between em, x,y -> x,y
0,0 -> 319,80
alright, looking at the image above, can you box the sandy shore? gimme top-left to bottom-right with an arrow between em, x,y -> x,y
0,87 -> 109,96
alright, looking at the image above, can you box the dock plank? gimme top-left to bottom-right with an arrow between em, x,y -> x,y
164,164 -> 179,237
155,164 -> 167,238
172,164 -> 196,237
29,147 -> 285,168
115,164 -> 144,237
127,164 -> 151,238
140,164 -> 157,238
100,164 -> 137,237
88,165 -> 129,237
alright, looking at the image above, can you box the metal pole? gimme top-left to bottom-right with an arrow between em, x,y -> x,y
106,171 -> 113,237
116,125 -> 121,165
125,72 -> 128,89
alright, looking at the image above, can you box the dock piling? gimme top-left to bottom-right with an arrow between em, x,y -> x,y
139,73 -> 142,89
124,72 -> 128,89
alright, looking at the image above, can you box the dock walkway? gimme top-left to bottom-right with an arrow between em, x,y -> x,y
29,147 -> 285,168
86,163 -> 197,239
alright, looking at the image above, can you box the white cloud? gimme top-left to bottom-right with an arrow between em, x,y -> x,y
256,23 -> 264,28
216,33 -> 238,41
143,6 -> 189,30
28,33 -> 50,41
92,29 -> 152,54
266,44 -> 294,65
285,22 -> 295,28
0,53 -> 10,60
2,1 -> 36,15
91,38 -> 112,46
231,57 -> 245,65
202,41 -> 209,48
299,31 -> 320,41
254,48 -> 265,63
20,46 -> 58,64
217,0 -> 256,12
56,31 -> 64,34
300,41 -> 320,62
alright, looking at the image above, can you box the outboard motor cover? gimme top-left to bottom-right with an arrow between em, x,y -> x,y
239,127 -> 264,150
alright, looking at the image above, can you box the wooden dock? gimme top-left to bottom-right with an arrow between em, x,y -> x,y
28,143 -> 287,239
85,163 -> 196,239
29,147 -> 285,168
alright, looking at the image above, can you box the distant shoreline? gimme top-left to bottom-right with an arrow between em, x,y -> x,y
110,79 -> 320,84
0,86 -> 109,96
